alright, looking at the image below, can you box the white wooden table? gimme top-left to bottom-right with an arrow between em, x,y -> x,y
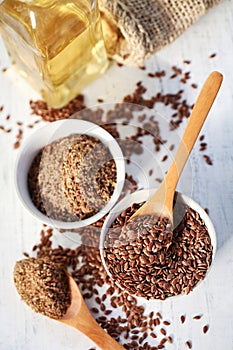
1,1 -> 233,349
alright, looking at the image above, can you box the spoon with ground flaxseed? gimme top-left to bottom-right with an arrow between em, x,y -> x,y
14,257 -> 125,350
128,71 -> 223,249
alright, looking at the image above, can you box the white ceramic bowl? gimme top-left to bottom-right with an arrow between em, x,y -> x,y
100,189 -> 216,297
15,119 -> 125,229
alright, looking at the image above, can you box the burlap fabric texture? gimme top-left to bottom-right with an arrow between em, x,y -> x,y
99,0 -> 222,66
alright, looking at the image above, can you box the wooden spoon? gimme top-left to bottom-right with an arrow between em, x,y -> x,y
130,71 -> 223,228
60,273 -> 125,350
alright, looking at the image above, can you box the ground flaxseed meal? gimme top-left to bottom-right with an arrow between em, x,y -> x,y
28,134 -> 117,221
14,257 -> 71,320
62,134 -> 117,219
28,134 -> 79,221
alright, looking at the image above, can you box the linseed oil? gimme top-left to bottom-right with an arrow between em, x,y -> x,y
0,0 -> 109,108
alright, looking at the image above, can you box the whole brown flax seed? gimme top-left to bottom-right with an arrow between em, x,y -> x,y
203,324 -> 209,334
193,314 -> 202,320
186,340 -> 192,348
180,315 -> 186,324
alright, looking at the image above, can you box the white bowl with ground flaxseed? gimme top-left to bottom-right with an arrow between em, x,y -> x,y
15,119 -> 125,229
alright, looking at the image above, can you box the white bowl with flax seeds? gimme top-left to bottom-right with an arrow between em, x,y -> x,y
15,119 -> 125,229
100,189 -> 216,300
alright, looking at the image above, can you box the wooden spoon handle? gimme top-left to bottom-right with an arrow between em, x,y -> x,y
162,71 -> 223,210
63,299 -> 125,349
129,71 -> 223,220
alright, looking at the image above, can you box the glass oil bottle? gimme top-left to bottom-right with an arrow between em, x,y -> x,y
0,0 -> 109,108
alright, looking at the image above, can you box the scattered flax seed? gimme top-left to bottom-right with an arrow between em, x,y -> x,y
203,154 -> 213,165
148,169 -> 153,176
148,72 -> 155,78
170,73 -> 177,79
101,294 -> 107,302
100,303 -> 106,312
186,340 -> 192,348
160,328 -> 167,336
191,83 -> 198,89
193,314 -> 203,320
203,324 -> 209,334
199,134 -> 205,142
199,142 -> 207,151
13,141 -> 20,149
156,312 -> 162,319
209,53 -> 217,58
93,288 -> 98,295
180,315 -> 186,324
163,320 -> 171,326
161,154 -> 168,162
154,70 -> 166,78
160,338 -> 167,345
91,307 -> 99,314
97,98 -> 104,103
95,297 -> 101,304
169,144 -> 175,151
183,60 -> 191,65
204,208 -> 209,215
150,332 -> 157,338
167,335 -> 173,344
172,66 -> 182,75
2,67 -> 8,72
104,310 -> 112,315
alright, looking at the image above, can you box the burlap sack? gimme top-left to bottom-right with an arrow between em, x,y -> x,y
99,0 -> 222,65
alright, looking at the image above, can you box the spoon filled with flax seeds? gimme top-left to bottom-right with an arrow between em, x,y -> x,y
14,257 -> 125,350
